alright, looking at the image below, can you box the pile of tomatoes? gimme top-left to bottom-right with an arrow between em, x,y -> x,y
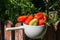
17,12 -> 47,26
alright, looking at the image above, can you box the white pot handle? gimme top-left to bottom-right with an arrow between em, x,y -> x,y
6,26 -> 24,31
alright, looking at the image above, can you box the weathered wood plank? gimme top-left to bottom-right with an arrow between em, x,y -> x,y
4,20 -> 12,40
55,20 -> 60,40
15,23 -> 24,40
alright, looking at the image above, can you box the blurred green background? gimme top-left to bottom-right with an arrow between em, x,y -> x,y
0,0 -> 60,23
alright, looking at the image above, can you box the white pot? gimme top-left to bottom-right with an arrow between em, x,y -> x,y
6,24 -> 46,39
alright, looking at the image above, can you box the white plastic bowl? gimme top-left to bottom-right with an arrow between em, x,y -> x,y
23,24 -> 46,39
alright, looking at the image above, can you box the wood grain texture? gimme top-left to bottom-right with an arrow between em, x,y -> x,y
4,24 -> 12,40
15,23 -> 24,40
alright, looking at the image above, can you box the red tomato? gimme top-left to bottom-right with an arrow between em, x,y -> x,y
43,16 -> 47,22
24,16 -> 33,25
38,19 -> 45,26
34,12 -> 44,20
17,16 -> 27,22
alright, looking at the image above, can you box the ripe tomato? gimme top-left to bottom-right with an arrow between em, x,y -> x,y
34,12 -> 44,20
17,16 -> 27,22
38,19 -> 45,26
24,16 -> 33,25
43,16 -> 47,22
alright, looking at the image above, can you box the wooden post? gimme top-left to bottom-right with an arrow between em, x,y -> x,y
15,23 -> 24,40
55,20 -> 60,40
4,20 -> 13,40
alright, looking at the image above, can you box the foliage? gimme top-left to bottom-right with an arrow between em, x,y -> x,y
46,11 -> 60,27
0,0 -> 42,23
49,0 -> 60,11
0,0 -> 60,23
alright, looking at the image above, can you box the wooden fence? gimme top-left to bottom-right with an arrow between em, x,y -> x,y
0,20 -> 60,40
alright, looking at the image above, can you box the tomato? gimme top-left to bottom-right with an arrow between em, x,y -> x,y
24,16 -> 33,25
38,19 -> 45,26
17,16 -> 27,22
34,12 -> 44,20
43,16 -> 47,22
